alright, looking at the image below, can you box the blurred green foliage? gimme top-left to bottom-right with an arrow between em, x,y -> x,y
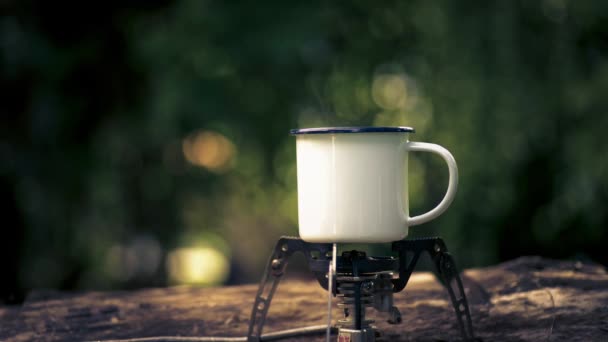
2,0 -> 608,302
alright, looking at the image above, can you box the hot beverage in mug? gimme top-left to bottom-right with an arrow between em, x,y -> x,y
291,126 -> 458,243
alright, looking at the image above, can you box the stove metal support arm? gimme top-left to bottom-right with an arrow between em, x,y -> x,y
434,250 -> 476,342
392,237 -> 476,342
247,236 -> 331,342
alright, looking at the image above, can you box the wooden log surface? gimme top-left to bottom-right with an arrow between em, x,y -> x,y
1,256 -> 607,341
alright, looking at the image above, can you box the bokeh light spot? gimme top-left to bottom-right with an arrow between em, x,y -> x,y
166,247 -> 230,285
372,73 -> 410,110
182,131 -> 236,173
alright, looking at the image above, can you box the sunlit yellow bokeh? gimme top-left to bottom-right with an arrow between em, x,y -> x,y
166,247 -> 230,285
182,131 -> 236,173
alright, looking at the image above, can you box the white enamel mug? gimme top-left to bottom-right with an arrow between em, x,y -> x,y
291,127 -> 458,243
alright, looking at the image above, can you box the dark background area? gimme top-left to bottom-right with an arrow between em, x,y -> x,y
2,0 -> 608,304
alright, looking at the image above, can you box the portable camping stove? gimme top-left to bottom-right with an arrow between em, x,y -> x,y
247,236 -> 476,341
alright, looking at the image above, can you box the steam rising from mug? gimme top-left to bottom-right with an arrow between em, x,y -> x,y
291,127 -> 458,243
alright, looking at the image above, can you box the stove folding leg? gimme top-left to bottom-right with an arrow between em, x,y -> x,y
392,237 -> 477,342
247,236 -> 331,342
432,246 -> 477,341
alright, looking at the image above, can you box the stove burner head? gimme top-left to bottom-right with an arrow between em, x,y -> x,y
335,250 -> 397,275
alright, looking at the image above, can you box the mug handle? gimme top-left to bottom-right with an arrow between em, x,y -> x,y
405,141 -> 459,226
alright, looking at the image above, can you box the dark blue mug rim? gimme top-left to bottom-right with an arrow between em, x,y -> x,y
290,126 -> 415,135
